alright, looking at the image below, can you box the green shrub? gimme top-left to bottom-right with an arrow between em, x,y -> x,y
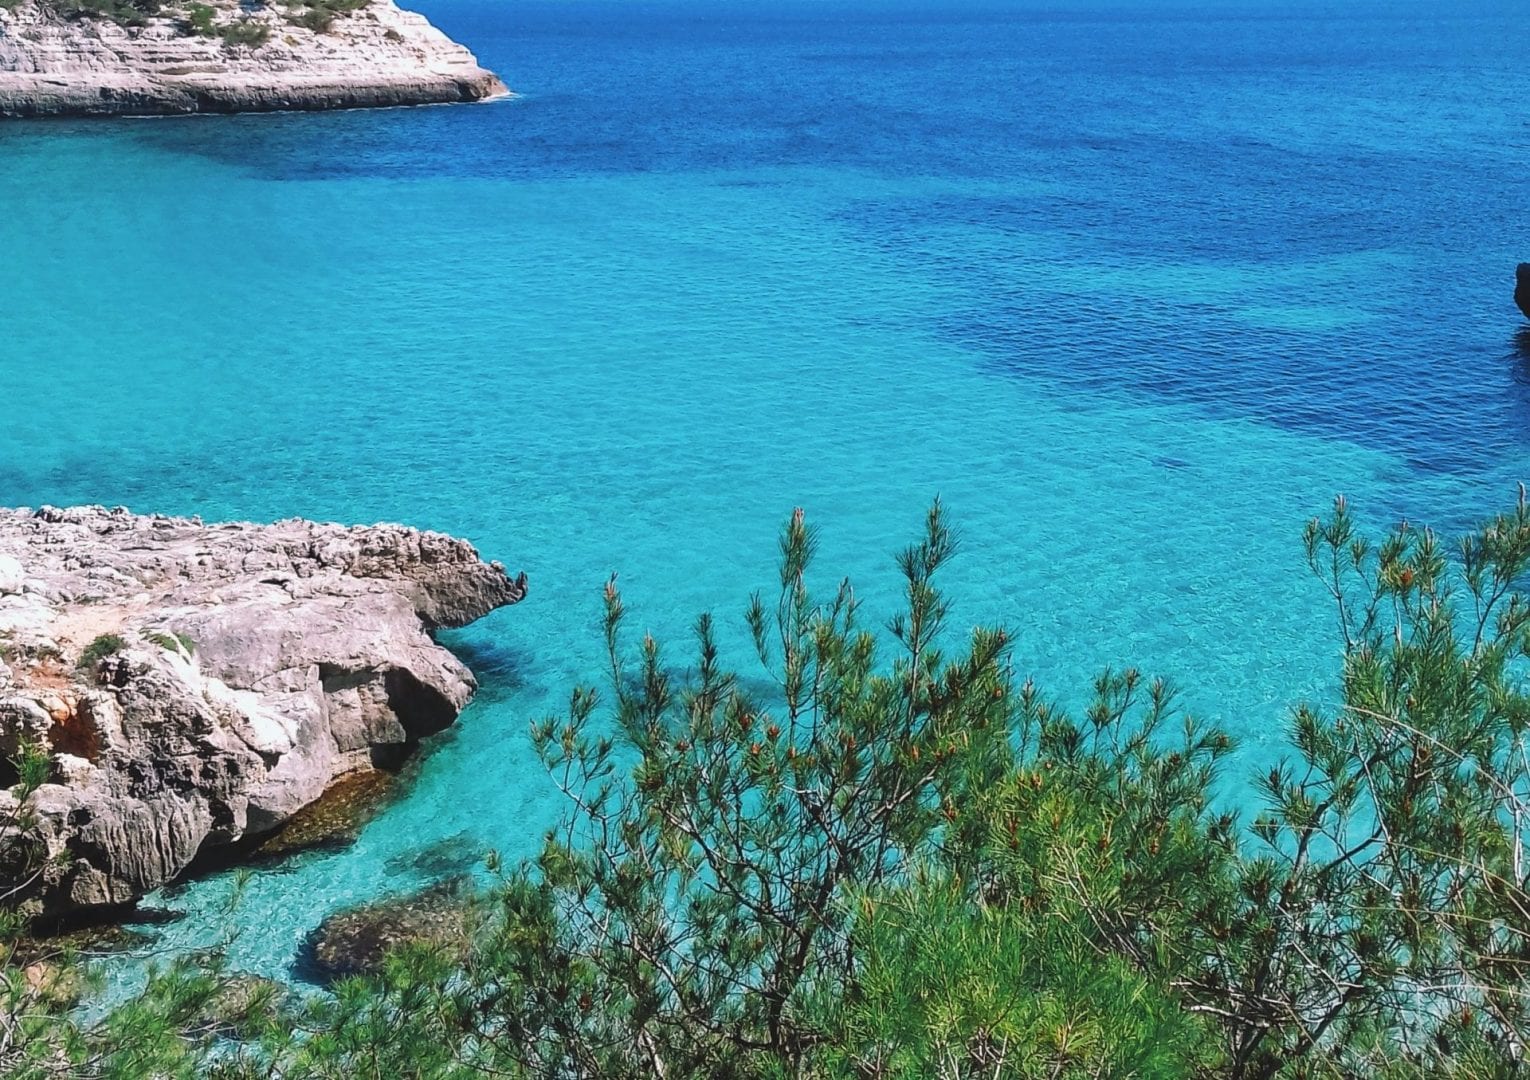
8,497 -> 1530,1078
76,633 -> 126,671
143,630 -> 194,655
287,5 -> 331,32
0,740 -> 52,936
48,0 -> 160,27
219,17 -> 269,47
283,0 -> 366,34
183,2 -> 214,34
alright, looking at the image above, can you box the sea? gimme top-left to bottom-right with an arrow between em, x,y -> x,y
0,0 -> 1526,990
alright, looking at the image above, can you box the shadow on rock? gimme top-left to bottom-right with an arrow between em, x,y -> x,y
161,767 -> 407,895
20,898 -> 188,955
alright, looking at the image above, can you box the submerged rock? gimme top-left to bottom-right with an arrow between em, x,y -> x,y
251,766 -> 399,860
198,974 -> 288,1037
0,505 -> 526,919
0,0 -> 507,118
298,875 -> 475,984
382,830 -> 483,877
15,915 -> 162,963
1517,264 -> 1530,321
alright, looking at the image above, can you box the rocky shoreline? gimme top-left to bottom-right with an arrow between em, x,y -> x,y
0,0 -> 506,118
0,506 -> 525,920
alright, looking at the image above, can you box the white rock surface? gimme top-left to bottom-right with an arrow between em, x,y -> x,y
0,555 -> 22,596
0,505 -> 527,918
0,0 -> 507,116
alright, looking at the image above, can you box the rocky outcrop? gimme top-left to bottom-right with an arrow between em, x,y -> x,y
0,505 -> 526,919
0,0 -> 507,117
1517,264 -> 1530,322
297,875 -> 475,984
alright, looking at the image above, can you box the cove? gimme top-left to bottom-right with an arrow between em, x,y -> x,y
0,0 -> 1525,990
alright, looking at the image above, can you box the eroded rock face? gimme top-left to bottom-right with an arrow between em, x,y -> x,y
1516,264 -> 1530,321
0,0 -> 507,117
0,505 -> 526,919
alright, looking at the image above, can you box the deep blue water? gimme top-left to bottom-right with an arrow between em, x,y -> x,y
1,0 -> 1527,986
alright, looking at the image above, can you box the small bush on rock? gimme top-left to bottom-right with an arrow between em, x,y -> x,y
283,0 -> 365,34
144,630 -> 194,656
219,17 -> 269,47
45,0 -> 161,26
183,2 -> 214,34
76,633 -> 125,671
287,5 -> 330,31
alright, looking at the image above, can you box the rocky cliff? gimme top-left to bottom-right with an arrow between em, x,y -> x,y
0,506 -> 526,919
0,0 -> 506,117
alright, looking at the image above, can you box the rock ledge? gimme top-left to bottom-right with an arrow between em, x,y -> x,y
0,0 -> 507,117
0,505 -> 526,919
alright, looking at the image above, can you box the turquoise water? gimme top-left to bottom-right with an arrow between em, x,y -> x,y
1,0 -> 1527,986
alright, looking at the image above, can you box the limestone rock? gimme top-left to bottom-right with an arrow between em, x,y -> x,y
0,555 -> 22,596
0,0 -> 507,117
0,505 -> 526,919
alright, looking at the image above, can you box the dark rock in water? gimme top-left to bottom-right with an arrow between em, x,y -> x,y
297,876 -> 476,985
12,905 -> 177,975
198,975 -> 288,1038
383,831 -> 484,877
1516,264 -> 1530,321
15,921 -> 153,961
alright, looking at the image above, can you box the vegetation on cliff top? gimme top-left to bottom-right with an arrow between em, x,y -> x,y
0,0 -> 369,39
5,493 -> 1530,1076
0,0 -> 162,29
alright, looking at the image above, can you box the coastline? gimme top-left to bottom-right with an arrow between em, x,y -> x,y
0,72 -> 508,118
0,505 -> 526,922
0,0 -> 507,118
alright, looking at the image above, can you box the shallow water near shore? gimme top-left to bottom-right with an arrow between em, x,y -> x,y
1,0 -> 1527,989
